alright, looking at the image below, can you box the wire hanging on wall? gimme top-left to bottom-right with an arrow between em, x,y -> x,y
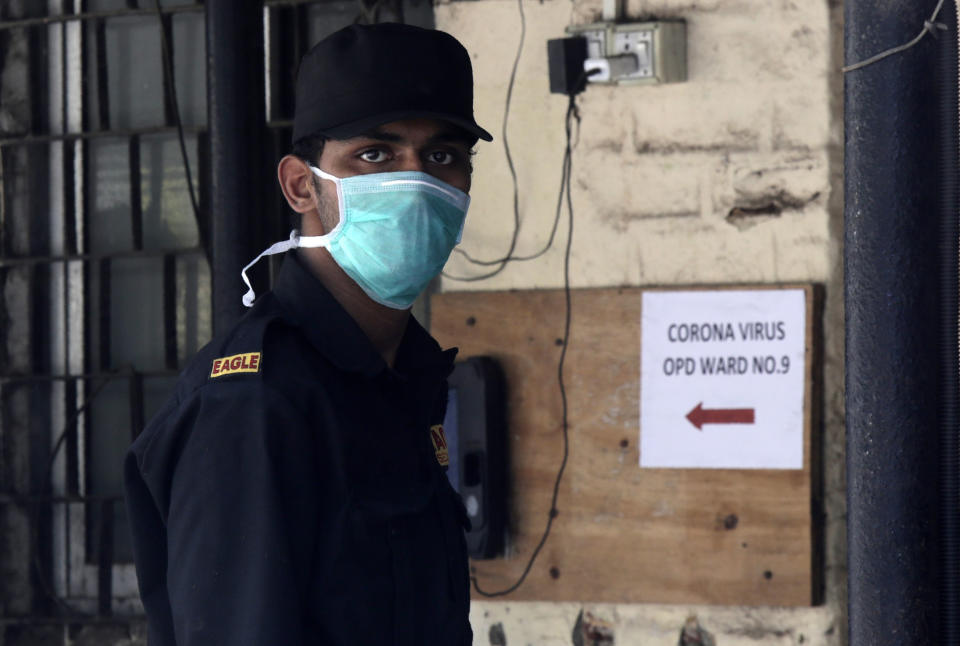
470,90 -> 581,598
441,0 -> 526,282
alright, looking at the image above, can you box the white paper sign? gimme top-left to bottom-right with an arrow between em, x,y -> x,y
639,289 -> 806,469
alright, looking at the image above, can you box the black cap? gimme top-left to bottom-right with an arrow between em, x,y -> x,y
292,23 -> 493,144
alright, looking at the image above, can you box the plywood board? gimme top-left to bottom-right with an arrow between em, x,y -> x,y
430,285 -> 818,606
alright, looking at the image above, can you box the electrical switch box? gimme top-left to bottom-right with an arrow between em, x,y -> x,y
566,20 -> 686,85
547,37 -> 589,95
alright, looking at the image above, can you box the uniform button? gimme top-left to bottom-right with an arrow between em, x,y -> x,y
389,526 -> 398,537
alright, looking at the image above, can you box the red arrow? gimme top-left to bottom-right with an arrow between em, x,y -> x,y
686,402 -> 755,430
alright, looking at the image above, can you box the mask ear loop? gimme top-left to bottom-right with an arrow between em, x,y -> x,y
309,165 -> 347,226
240,228 -> 339,307
240,168 -> 342,307
241,230 -> 299,307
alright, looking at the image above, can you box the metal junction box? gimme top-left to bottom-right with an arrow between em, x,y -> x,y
566,20 -> 686,85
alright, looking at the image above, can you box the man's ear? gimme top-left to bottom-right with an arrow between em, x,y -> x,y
277,155 -> 319,214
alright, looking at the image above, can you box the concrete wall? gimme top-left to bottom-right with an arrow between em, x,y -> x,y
436,0 -> 845,643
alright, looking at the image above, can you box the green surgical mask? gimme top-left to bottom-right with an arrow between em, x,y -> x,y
241,168 -> 470,309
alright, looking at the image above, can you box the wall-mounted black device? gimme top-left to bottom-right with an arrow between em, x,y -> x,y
547,36 -> 588,95
443,356 -> 507,559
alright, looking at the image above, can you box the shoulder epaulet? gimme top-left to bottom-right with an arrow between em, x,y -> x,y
175,294 -> 284,388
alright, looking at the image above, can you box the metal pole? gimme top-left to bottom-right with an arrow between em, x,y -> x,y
844,1 -> 948,643
207,0 -> 266,335
937,1 -> 960,638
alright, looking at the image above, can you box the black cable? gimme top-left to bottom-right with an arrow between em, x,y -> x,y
471,94 -> 579,597
29,371 -> 122,615
454,146 -> 569,268
153,0 -> 209,265
445,66 -> 593,278
442,0 -> 525,282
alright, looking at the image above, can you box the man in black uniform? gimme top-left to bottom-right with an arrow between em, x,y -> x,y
123,23 -> 492,646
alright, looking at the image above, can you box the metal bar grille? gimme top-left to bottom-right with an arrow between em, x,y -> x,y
0,246 -> 205,268
96,499 -> 113,615
0,5 -> 206,31
159,12 -> 176,128
0,0 -> 354,624
0,125 -> 207,147
64,378 -> 79,495
95,19 -> 110,131
163,254 -> 177,370
0,149 -> 7,257
0,494 -> 122,504
0,0 -> 325,31
0,371 -> 180,383
129,136 -> 143,251
63,140 -> 77,256
129,372 -> 146,443
27,26 -> 47,134
98,259 -> 110,372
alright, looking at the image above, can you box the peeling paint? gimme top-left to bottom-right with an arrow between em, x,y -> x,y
489,622 -> 507,646
679,616 -> 716,646
599,209 -> 700,234
726,190 -> 821,231
633,138 -> 757,155
728,623 -> 793,640
573,610 -> 615,646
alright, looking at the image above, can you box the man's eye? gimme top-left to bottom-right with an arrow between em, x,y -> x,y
359,149 -> 388,162
428,151 -> 454,165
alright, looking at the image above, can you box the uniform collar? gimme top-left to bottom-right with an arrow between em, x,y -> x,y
272,252 -> 455,379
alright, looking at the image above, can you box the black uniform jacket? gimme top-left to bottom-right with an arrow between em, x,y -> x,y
123,252 -> 472,646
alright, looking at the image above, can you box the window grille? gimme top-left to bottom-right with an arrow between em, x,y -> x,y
0,0 -> 211,622
0,0 -> 433,631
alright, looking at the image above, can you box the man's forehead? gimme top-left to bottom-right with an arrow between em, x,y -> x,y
343,119 -> 474,146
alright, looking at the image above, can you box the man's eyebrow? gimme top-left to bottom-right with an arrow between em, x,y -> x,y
351,129 -> 404,142
349,128 -> 472,146
426,131 -> 474,146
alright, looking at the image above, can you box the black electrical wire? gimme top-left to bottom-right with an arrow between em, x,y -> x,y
29,371 -> 122,616
153,0 -> 209,265
454,144 -> 570,268
471,93 -> 580,598
446,65 -> 593,278
442,0 -> 525,282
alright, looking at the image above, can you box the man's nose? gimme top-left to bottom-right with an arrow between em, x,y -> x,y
396,151 -> 425,173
